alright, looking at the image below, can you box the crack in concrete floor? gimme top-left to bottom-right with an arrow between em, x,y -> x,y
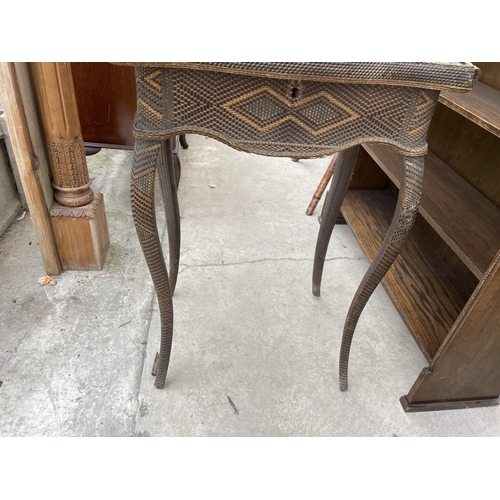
178,255 -> 364,273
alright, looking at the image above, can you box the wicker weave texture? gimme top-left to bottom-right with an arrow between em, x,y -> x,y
337,155 -> 425,391
118,62 -> 479,92
131,139 -> 174,389
133,68 -> 440,158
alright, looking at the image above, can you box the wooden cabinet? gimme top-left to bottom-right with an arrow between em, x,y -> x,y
341,62 -> 500,411
71,62 -> 137,149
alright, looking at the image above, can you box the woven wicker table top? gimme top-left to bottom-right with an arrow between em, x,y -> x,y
116,62 -> 479,92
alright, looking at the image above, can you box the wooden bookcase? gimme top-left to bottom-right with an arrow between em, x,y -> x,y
340,62 -> 500,411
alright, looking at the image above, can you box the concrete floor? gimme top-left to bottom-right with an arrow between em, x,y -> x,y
1,134 -> 499,436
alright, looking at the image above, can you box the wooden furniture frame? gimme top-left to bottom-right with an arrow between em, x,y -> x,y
120,62 -> 489,412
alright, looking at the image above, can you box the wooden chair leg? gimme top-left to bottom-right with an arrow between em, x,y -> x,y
306,153 -> 338,216
179,134 -> 189,149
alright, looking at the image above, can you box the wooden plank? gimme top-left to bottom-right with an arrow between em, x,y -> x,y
430,66 -> 500,209
400,395 -> 500,412
0,63 -> 62,275
364,143 -> 500,279
13,63 -> 54,210
341,190 -> 469,361
349,144 -> 390,191
71,62 -> 136,147
439,82 -> 500,138
406,249 -> 500,404
414,215 -> 479,298
427,103 -> 500,210
474,62 -> 500,92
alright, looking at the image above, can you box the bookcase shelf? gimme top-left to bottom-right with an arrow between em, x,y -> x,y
439,81 -> 500,138
338,63 -> 500,411
364,143 -> 500,279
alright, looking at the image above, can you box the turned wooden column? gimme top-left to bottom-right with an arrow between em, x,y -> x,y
31,62 -> 110,271
31,62 -> 94,206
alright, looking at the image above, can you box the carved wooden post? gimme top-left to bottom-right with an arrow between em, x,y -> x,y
31,62 -> 110,271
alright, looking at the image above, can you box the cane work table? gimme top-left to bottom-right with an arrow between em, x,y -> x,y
117,62 -> 488,412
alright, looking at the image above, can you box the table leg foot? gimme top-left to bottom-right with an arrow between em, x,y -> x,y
154,353 -> 171,389
151,352 -> 160,377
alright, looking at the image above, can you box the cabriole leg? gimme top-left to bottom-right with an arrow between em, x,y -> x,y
339,154 -> 425,391
131,139 -> 173,389
312,146 -> 360,297
158,138 -> 181,293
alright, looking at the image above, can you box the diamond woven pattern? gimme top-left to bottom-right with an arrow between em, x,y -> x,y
133,68 -> 440,158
